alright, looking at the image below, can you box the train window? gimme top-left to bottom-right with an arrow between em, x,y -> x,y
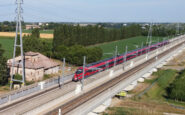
76,69 -> 83,74
99,65 -> 106,68
138,51 -> 142,55
109,61 -> 114,65
127,55 -> 134,59
118,59 -> 123,62
87,69 -> 93,73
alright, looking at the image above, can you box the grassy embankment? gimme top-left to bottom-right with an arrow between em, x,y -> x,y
104,69 -> 185,115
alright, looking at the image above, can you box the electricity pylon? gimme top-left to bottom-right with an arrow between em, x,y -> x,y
10,0 -> 25,90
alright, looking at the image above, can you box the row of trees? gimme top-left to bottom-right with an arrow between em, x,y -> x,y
52,24 -> 143,65
0,44 -> 8,86
0,21 -> 16,32
53,24 -> 185,48
17,28 -> 102,65
167,69 -> 185,102
53,24 -> 142,48
142,25 -> 180,37
53,45 -> 102,65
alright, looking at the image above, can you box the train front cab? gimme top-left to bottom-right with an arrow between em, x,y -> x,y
73,68 -> 83,82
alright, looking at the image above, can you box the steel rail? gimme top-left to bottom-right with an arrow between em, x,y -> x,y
46,41 -> 185,115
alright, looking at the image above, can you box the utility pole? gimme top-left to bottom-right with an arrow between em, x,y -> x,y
81,56 -> 86,90
140,42 -> 143,56
146,22 -> 153,46
146,22 -> 153,60
58,58 -> 65,88
163,38 -> 165,51
176,23 -> 180,36
114,46 -> 118,67
141,42 -> 143,49
106,60 -> 109,70
156,38 -> 159,60
61,58 -> 65,87
10,0 -> 25,90
134,45 -> 139,56
123,45 -> 127,69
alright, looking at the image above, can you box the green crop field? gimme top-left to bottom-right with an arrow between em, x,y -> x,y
0,35 -> 173,60
0,36 -> 53,59
91,36 -> 169,59
0,36 -> 14,59
22,29 -> 54,34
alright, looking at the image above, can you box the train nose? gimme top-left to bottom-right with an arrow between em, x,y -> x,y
73,75 -> 78,81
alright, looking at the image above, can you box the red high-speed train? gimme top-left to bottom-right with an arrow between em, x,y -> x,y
72,41 -> 169,81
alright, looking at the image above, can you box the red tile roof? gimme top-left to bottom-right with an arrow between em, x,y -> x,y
9,52 -> 60,69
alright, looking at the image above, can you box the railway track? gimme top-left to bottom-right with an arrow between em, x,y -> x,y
0,81 -> 72,112
46,41 -> 185,115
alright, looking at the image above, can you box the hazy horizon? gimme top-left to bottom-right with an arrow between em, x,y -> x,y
0,0 -> 184,23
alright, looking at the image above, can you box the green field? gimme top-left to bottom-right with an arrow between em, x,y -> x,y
0,36 -> 172,60
0,36 -> 53,59
91,36 -> 168,59
143,69 -> 185,107
22,29 -> 54,34
0,37 -> 14,59
146,69 -> 177,100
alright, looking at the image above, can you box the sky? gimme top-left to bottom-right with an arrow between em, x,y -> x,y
0,0 -> 184,23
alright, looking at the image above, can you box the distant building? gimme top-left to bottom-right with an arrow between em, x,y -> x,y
7,52 -> 60,81
123,24 -> 127,26
25,24 -> 40,30
73,23 -> 97,27
38,22 -> 43,26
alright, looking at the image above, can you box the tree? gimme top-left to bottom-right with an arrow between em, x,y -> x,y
31,28 -> 40,38
53,44 -> 103,66
0,44 -> 8,86
53,24 -> 143,50
167,70 -> 185,101
23,36 -> 52,56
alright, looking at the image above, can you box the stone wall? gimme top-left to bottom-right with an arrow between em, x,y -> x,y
44,66 -> 60,75
10,67 -> 44,81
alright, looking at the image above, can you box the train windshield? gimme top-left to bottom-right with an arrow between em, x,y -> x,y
76,69 -> 83,74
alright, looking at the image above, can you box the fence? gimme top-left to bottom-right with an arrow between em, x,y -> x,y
0,74 -> 74,105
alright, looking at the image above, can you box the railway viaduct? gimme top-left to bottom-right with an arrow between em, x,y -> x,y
0,35 -> 185,115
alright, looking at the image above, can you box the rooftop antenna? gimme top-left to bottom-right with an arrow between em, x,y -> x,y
10,0 -> 25,90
